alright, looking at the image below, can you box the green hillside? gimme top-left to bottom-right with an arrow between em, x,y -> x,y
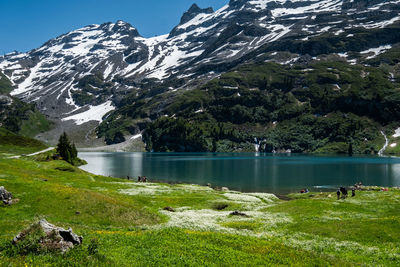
98,59 -> 400,153
0,72 -> 13,94
0,72 -> 52,138
0,127 -> 47,156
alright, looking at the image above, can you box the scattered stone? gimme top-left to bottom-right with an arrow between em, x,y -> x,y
221,187 -> 229,192
42,179 -> 48,182
13,219 -> 82,253
75,211 -> 81,215
163,206 -> 175,212
212,203 -> 229,210
229,211 -> 249,217
0,186 -> 13,205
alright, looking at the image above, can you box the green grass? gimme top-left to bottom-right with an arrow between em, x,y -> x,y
0,128 -> 48,156
0,147 -> 399,266
18,111 -> 53,138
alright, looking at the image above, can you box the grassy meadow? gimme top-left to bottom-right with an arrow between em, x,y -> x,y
0,128 -> 48,156
0,144 -> 399,266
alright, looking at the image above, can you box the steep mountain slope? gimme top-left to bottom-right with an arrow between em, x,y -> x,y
0,72 -> 52,138
99,59 -> 400,153
1,0 -> 400,148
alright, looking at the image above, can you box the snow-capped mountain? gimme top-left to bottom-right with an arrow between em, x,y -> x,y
1,0 -> 400,130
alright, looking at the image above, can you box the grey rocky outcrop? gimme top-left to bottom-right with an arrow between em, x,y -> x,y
13,219 -> 83,253
0,186 -> 12,205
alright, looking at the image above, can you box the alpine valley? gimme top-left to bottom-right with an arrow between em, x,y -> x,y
2,0 -> 400,154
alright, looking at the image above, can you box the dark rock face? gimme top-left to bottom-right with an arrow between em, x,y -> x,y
13,219 -> 83,253
180,4 -> 214,25
0,186 -> 12,205
228,0 -> 247,9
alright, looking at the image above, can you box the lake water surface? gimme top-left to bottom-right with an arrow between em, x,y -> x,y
79,152 -> 400,194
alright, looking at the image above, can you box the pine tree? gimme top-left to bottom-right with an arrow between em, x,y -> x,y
56,132 -> 77,164
71,143 -> 78,158
65,149 -> 72,164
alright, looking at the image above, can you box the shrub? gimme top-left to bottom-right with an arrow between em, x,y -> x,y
87,238 -> 99,255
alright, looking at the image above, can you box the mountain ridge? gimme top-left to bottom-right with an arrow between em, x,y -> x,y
1,0 -> 400,149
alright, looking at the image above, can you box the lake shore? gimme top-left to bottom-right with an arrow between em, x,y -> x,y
78,151 -> 400,194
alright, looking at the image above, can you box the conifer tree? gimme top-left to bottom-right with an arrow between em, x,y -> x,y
56,132 -> 77,164
71,143 -> 78,158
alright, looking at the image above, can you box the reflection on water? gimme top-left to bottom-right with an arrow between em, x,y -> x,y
79,152 -> 400,193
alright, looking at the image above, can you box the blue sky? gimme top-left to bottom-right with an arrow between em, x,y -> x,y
0,0 -> 228,54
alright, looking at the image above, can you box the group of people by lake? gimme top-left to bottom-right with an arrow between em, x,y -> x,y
299,182 -> 363,199
336,182 -> 363,199
126,175 -> 148,182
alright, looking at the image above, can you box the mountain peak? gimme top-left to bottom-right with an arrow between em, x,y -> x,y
107,20 -> 140,37
179,3 -> 214,25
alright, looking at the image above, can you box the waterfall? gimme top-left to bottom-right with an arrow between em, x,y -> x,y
254,137 -> 260,152
378,131 -> 389,156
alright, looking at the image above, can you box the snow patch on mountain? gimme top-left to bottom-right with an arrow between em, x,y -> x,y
271,0 -> 342,17
62,101 -> 115,125
393,128 -> 400,138
364,16 -> 400,29
360,45 -> 392,59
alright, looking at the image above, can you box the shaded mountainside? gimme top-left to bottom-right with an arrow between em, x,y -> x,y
99,59 -> 400,153
0,72 -> 52,138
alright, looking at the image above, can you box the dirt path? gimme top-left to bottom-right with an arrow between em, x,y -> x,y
8,147 -> 55,159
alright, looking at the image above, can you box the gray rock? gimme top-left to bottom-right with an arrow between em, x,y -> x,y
163,206 -> 175,212
0,186 -> 12,205
229,210 -> 249,217
13,219 -> 82,253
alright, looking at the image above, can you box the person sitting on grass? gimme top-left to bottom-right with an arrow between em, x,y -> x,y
340,187 -> 348,199
300,188 -> 309,194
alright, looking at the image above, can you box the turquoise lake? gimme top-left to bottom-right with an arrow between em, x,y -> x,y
78,152 -> 400,193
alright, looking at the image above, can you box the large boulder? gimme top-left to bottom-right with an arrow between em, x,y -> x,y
13,219 -> 83,253
0,186 -> 12,205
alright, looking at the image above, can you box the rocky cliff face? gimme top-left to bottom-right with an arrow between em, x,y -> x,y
0,0 -> 399,140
